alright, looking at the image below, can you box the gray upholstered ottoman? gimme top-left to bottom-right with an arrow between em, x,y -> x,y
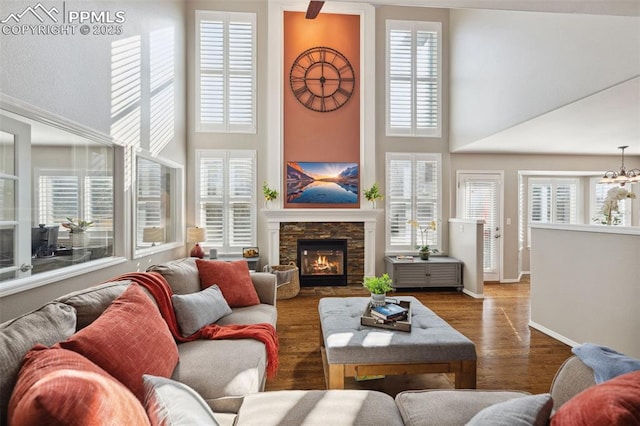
318,296 -> 477,390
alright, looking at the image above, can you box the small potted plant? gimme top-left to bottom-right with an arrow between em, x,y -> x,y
262,181 -> 278,208
363,182 -> 383,208
363,273 -> 393,307
62,217 -> 93,247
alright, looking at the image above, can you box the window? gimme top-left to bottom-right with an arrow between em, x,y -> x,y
386,153 -> 441,252
196,150 -> 256,254
135,155 -> 181,253
195,10 -> 256,133
590,179 -> 632,226
529,178 -> 579,226
386,20 -> 441,137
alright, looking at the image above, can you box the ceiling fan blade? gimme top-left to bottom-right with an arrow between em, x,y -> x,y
306,1 -> 325,19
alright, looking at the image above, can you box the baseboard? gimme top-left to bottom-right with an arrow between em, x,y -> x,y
462,288 -> 484,299
529,321 -> 579,348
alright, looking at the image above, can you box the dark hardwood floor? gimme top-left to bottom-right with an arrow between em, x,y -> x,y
265,277 -> 573,395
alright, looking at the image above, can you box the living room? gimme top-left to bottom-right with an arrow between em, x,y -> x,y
1,0 -> 639,424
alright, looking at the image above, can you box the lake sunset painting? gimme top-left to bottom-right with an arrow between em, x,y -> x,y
286,162 -> 359,204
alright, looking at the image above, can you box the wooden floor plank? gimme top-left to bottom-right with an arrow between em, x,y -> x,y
266,277 -> 573,395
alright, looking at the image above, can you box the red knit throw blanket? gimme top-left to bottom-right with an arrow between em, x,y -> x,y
114,272 -> 278,378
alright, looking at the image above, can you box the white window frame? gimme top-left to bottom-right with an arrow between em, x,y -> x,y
195,10 -> 256,134
385,152 -> 442,254
386,19 -> 442,138
195,149 -> 256,255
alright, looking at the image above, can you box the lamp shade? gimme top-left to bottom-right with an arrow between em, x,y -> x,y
142,227 -> 164,243
187,226 -> 206,243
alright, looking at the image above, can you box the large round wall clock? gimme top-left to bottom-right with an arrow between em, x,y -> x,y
289,46 -> 355,113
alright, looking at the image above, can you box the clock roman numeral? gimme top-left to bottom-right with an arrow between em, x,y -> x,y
305,94 -> 317,108
293,86 -> 309,97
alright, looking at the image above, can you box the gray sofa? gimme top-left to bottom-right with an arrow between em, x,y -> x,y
1,256 -> 599,426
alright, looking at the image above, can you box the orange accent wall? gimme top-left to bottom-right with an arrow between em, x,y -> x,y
283,12 -> 360,208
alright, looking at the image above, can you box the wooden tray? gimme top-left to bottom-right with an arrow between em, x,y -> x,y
361,299 -> 411,332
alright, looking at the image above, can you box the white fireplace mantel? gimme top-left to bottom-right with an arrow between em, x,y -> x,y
262,208 -> 382,277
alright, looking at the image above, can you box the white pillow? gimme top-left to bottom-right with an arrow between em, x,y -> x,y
171,285 -> 231,337
143,374 -> 219,426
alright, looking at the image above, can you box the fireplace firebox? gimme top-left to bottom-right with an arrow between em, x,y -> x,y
297,239 -> 348,286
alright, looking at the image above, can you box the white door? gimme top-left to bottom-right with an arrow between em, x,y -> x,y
0,114 -> 32,282
457,172 -> 502,282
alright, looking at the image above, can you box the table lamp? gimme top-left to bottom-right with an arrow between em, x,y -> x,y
187,226 -> 206,258
142,227 -> 164,246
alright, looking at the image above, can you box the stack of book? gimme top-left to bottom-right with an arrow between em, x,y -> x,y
370,302 -> 409,322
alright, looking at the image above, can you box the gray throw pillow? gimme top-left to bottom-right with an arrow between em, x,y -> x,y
172,285 -> 232,336
143,374 -> 220,426
466,393 -> 553,426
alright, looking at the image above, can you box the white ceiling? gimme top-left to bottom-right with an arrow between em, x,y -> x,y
335,0 -> 640,17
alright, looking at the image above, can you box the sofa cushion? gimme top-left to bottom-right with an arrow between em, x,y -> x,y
147,257 -> 200,295
215,304 -> 277,327
59,284 -> 179,401
172,285 -> 232,337
0,301 -> 76,426
143,374 -> 219,426
466,393 -> 553,426
196,259 -> 260,307
550,370 -> 640,425
54,280 -> 130,330
8,345 -> 149,426
395,389 -> 531,426
172,339 -> 266,412
549,355 -> 596,411
236,390 -> 404,426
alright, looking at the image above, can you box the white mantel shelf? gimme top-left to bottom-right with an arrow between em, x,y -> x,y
262,208 -> 383,278
262,208 -> 383,223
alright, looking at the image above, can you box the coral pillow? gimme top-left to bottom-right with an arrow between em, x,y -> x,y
8,345 -> 150,426
59,283 -> 179,401
551,370 -> 640,425
196,259 -> 260,307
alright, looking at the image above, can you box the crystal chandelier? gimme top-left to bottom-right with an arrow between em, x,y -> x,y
600,146 -> 640,186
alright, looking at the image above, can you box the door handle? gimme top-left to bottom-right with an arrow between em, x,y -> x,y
20,263 -> 33,272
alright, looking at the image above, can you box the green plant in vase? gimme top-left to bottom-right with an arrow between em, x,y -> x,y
363,182 -> 384,208
262,182 -> 278,208
363,273 -> 393,307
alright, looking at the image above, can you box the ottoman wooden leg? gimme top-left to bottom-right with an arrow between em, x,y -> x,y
327,363 -> 345,389
454,360 -> 477,389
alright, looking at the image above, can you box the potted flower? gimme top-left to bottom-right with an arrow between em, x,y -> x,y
62,217 -> 93,247
262,181 -> 278,208
595,187 -> 636,225
408,219 -> 439,260
363,182 -> 384,208
363,273 -> 393,307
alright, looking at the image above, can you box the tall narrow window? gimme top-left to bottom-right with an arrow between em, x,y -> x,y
195,11 -> 256,133
196,150 -> 256,254
386,20 -> 441,137
386,153 -> 441,252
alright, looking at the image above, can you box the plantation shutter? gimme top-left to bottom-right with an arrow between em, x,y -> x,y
386,153 -> 440,252
197,150 -> 256,253
137,158 -> 162,245
196,11 -> 256,133
38,175 -> 79,226
530,183 -> 552,224
85,176 -> 113,230
386,20 -> 441,137
463,179 -> 498,270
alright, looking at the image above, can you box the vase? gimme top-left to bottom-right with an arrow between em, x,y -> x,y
71,233 -> 90,247
419,251 -> 429,260
370,293 -> 386,308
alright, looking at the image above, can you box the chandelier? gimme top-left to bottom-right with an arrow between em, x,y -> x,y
600,145 -> 640,186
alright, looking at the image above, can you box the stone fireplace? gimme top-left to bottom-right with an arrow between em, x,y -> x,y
263,209 -> 380,285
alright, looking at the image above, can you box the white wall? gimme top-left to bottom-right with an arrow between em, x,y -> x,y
0,0 -> 187,321
530,224 -> 640,358
449,9 -> 640,150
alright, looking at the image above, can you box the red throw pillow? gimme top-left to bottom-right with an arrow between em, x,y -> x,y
59,283 -> 179,401
8,345 -> 150,426
551,370 -> 640,425
196,259 -> 260,307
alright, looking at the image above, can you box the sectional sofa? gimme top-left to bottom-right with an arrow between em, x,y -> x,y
1,257 -> 638,425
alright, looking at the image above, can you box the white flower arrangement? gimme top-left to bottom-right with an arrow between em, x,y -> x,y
599,187 -> 636,225
408,219 -> 439,253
